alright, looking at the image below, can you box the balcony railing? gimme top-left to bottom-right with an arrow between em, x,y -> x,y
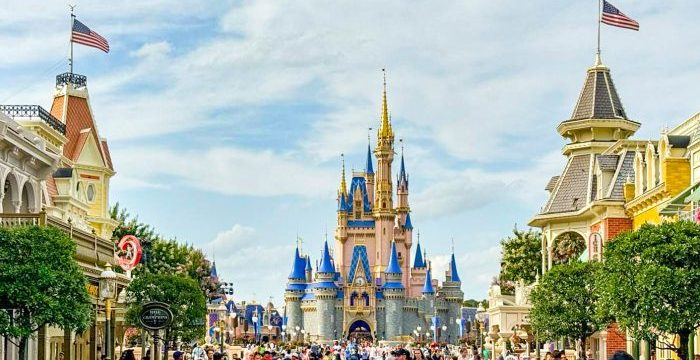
0,212 -> 45,227
0,105 -> 67,135
56,72 -> 87,88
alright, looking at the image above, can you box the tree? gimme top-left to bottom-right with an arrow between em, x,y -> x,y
500,227 -> 542,284
598,221 -> 700,360
110,202 -> 159,265
0,226 -> 92,360
551,232 -> 585,264
530,260 -> 605,360
126,273 -> 207,345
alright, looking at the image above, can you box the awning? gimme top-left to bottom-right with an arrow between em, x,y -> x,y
659,182 -> 700,215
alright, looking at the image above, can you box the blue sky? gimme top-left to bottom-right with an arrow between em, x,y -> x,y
3,1 -> 700,306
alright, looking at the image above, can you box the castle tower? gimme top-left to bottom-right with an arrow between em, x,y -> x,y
442,251 -> 464,344
396,147 -> 413,284
365,142 -> 375,206
285,246 -> 307,333
421,262 -> 436,327
336,155 -> 349,263
383,241 -> 405,340
313,240 -> 338,343
373,71 -> 396,279
305,255 -> 312,283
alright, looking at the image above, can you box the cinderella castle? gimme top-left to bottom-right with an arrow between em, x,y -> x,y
284,74 -> 464,344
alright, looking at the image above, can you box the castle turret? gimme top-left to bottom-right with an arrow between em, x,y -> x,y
305,255 -> 312,283
421,262 -> 436,327
442,251 -> 464,344
313,240 -> 338,344
384,241 -> 405,340
285,246 -> 307,333
373,70 -> 396,279
365,142 -> 375,205
336,155 -> 349,252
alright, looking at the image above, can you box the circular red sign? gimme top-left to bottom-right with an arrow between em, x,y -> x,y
115,235 -> 142,271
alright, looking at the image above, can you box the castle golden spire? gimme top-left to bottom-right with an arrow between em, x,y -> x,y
339,153 -> 347,195
379,69 -> 393,140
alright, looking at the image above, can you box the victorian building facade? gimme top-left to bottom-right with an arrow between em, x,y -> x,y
0,72 -> 126,360
284,76 -> 464,344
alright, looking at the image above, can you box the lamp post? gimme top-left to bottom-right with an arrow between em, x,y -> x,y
217,303 -> 227,353
455,318 -> 463,345
301,329 -> 306,344
476,304 -> 486,351
99,263 -> 117,360
441,325 -> 447,343
231,311 -> 238,344
252,311 -> 259,344
295,326 -> 301,343
282,325 -> 287,342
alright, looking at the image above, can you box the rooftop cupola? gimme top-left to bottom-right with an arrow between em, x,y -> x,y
557,54 -> 640,155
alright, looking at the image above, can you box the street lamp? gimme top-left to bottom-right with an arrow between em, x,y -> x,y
217,303 -> 227,353
99,263 -> 117,360
476,304 -> 486,351
301,329 -> 306,344
282,325 -> 287,342
231,311 -> 238,344
252,311 -> 259,344
441,325 -> 447,342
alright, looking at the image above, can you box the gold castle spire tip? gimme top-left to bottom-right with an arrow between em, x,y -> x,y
340,153 -> 347,195
379,69 -> 393,139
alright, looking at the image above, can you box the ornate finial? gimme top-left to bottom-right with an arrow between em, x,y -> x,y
400,138 -> 404,155
340,153 -> 347,195
595,51 -> 602,67
368,127 -> 372,144
379,69 -> 393,140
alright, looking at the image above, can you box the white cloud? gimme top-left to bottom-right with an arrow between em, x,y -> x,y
204,224 -> 293,303
111,145 -> 337,197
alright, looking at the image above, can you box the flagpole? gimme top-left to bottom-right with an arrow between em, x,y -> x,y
597,0 -> 602,56
69,5 -> 75,74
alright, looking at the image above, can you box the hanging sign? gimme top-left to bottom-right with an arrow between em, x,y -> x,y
115,235 -> 143,271
139,302 -> 173,330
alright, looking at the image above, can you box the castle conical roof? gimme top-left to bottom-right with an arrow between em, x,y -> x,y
305,255 -> 312,271
318,240 -> 335,274
288,247 -> 306,280
366,144 -> 374,175
385,241 -> 402,274
568,56 -> 628,122
450,253 -> 461,282
413,240 -> 425,268
404,213 -> 413,230
422,267 -> 435,294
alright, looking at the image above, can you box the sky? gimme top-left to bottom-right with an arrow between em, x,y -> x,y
2,1 -> 700,307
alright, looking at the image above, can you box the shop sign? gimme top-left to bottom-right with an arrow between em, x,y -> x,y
139,302 -> 173,330
115,235 -> 143,271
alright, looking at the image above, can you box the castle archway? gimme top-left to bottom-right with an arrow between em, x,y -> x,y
347,320 -> 372,342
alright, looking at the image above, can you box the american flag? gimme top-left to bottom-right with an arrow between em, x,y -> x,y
601,0 -> 639,31
71,18 -> 110,53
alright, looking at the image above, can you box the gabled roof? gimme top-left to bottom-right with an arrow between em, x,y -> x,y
385,241 -> 402,275
347,176 -> 372,212
607,151 -> 635,200
568,59 -> 628,121
50,94 -> 113,170
348,245 -> 372,284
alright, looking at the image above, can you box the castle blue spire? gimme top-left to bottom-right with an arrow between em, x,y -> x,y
366,144 -> 374,175
422,266 -> 435,294
399,152 -> 407,183
318,240 -> 335,274
288,247 -> 306,280
210,261 -> 218,279
413,239 -> 425,268
404,213 -> 413,230
305,255 -> 312,271
385,241 -> 402,274
450,253 -> 461,282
